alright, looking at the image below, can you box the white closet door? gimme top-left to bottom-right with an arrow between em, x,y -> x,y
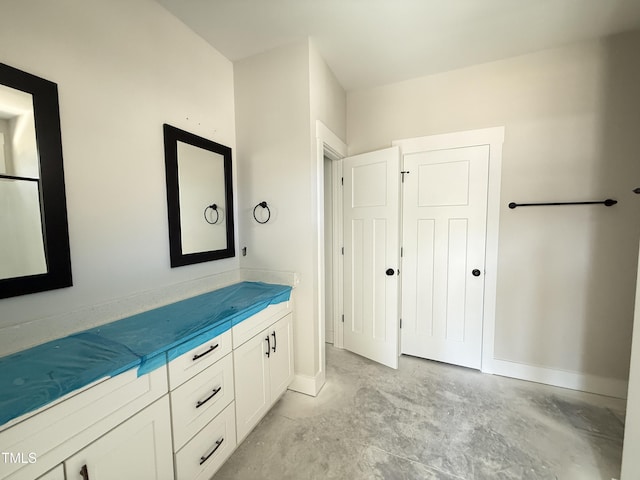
401,145 -> 489,369
343,147 -> 400,369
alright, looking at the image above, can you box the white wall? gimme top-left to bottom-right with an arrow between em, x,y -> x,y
0,0 -> 239,356
235,39 -> 345,392
235,41 -> 314,379
309,41 -> 347,389
347,31 -> 640,385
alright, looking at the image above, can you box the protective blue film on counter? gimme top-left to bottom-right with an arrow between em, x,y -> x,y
85,282 -> 292,375
0,333 -> 140,426
0,281 -> 291,425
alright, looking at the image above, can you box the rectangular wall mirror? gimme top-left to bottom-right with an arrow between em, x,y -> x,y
163,124 -> 235,267
0,63 -> 72,299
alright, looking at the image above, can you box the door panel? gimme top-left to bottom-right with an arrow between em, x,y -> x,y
233,333 -> 269,442
269,314 -> 294,400
343,147 -> 400,369
401,145 -> 489,369
64,397 -> 173,480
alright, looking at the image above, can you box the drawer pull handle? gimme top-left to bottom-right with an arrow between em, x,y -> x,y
196,386 -> 222,408
265,335 -> 271,358
80,465 -> 89,480
271,331 -> 277,353
199,437 -> 224,465
192,343 -> 219,361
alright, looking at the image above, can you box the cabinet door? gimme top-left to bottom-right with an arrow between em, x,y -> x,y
233,331 -> 270,442
269,313 -> 294,400
37,465 -> 64,480
64,397 -> 173,480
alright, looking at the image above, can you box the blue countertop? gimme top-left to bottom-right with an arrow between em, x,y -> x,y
0,281 -> 292,427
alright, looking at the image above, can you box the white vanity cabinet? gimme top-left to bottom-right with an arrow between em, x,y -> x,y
35,466 -> 64,480
234,312 -> 294,442
64,397 -> 173,480
0,284 -> 294,480
167,330 -> 237,479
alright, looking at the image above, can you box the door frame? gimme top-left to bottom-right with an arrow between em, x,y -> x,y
315,121 -> 346,388
392,127 -> 504,373
621,239 -> 640,477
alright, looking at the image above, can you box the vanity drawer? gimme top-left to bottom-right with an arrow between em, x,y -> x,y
168,330 -> 232,390
170,352 -> 234,450
232,301 -> 291,348
174,401 -> 236,480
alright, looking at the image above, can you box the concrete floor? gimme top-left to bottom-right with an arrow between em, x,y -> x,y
215,345 -> 626,480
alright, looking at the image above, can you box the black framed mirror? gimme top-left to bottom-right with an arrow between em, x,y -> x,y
0,63 -> 72,299
163,124 -> 235,267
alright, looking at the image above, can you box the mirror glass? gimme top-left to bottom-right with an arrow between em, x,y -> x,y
0,84 -> 47,280
164,124 -> 235,267
0,63 -> 72,299
177,141 -> 227,254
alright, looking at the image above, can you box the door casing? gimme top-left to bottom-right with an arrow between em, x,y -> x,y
315,121 -> 347,395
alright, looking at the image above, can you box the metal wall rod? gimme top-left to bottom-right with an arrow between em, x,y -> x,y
508,199 -> 617,209
0,173 -> 39,183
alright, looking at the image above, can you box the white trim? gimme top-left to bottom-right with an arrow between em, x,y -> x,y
316,122 -> 347,159
621,240 -> 640,477
492,359 -> 629,399
288,371 -> 327,397
315,121 -> 347,393
393,127 -> 505,153
393,126 -> 504,375
331,158 -> 344,349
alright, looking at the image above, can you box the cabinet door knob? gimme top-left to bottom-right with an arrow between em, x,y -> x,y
472,269 -> 481,277
265,336 -> 271,358
271,331 -> 277,353
80,465 -> 90,480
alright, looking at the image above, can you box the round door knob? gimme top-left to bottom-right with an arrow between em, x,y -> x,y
386,268 -> 395,276
472,269 -> 481,277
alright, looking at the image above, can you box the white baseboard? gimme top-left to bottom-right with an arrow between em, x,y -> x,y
289,371 -> 326,397
490,358 -> 628,399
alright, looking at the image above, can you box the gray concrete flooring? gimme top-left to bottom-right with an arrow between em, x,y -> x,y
215,345 -> 626,480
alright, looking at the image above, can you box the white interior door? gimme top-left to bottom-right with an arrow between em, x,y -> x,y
401,145 -> 489,369
343,147 -> 400,369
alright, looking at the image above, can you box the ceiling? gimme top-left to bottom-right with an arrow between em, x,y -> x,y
156,0 -> 640,91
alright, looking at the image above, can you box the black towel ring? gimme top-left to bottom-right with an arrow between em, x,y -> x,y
253,201 -> 271,224
204,204 -> 220,224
